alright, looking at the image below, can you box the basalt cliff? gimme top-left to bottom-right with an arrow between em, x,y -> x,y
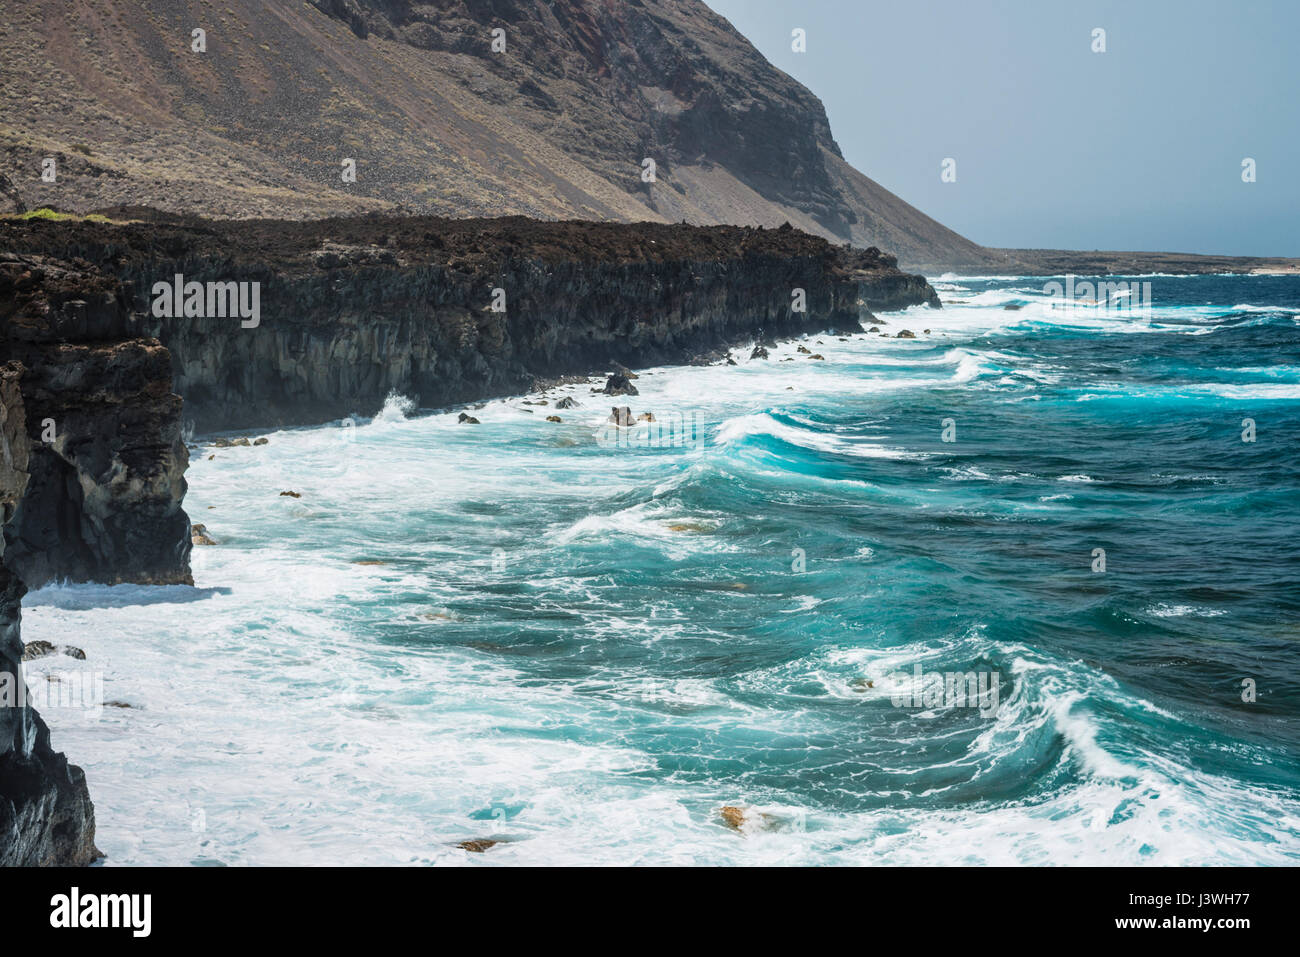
4,215 -> 939,431
0,254 -> 195,865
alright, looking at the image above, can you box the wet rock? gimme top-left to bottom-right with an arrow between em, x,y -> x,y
809,354 -> 825,360
602,373 -> 639,396
232,437 -> 251,447
923,329 -> 931,335
609,362 -> 639,380
21,640 -> 56,661
456,839 -> 499,853
191,523 -> 217,546
896,329 -> 916,339
545,415 -> 562,423
750,344 -> 770,360
868,326 -> 880,334
797,345 -> 811,354
212,437 -> 233,448
608,406 -> 635,427
1004,303 -> 1023,311
457,413 -> 480,424
719,806 -> 747,830
63,646 -> 86,661
254,437 -> 269,445
279,490 -> 302,498
554,396 -> 578,410
637,412 -> 655,422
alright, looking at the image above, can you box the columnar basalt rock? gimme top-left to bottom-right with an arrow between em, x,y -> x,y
3,215 -> 940,432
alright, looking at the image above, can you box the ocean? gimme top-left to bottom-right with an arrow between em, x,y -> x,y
22,274 -> 1300,865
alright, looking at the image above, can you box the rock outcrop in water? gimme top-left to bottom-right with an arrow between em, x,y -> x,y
3,215 -> 940,432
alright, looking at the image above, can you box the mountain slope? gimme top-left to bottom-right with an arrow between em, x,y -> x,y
0,0 -> 989,269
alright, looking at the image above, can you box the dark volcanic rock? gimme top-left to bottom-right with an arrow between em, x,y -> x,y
602,374 -> 639,397
0,254 -> 192,589
0,366 -> 98,866
0,216 -> 939,432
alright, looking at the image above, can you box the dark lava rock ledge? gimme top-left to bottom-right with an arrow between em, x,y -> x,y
3,215 -> 941,431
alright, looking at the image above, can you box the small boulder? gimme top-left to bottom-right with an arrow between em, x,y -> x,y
191,523 -> 217,546
232,437 -> 252,447
797,345 -> 811,355
609,406 -> 635,427
750,344 -> 769,360
868,326 -> 880,334
555,396 -> 579,410
637,412 -> 655,423
809,354 -> 825,360
602,373 -> 639,396
457,413 -> 480,424
896,330 -> 916,339
21,641 -> 56,661
457,839 -> 499,853
254,437 -> 269,446
719,806 -> 747,830
280,490 -> 302,498
546,415 -> 562,423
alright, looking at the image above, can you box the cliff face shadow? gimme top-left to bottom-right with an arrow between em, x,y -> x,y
23,583 -> 231,611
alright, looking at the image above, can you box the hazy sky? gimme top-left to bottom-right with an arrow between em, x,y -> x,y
706,0 -> 1298,256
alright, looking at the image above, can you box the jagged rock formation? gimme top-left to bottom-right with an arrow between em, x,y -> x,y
0,253 -> 192,865
0,0 -> 988,270
0,366 -> 98,867
0,254 -> 192,589
3,215 -> 939,431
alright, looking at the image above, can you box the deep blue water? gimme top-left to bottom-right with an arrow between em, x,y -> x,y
24,274 -> 1300,864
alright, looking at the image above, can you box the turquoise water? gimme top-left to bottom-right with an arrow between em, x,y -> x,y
23,275 -> 1300,865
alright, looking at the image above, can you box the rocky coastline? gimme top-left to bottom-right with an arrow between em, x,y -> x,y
0,213 -> 938,864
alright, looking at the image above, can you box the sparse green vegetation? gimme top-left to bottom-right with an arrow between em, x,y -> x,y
9,208 -> 114,223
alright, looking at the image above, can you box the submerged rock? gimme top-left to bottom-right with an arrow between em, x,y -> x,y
279,490 -> 302,498
456,839 -> 499,853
